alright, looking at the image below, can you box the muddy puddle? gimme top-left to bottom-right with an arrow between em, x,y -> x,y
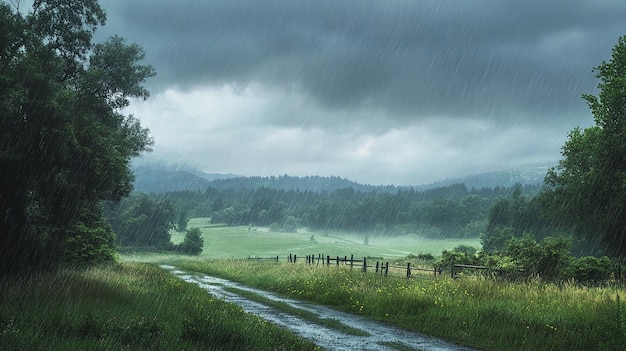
161,265 -> 476,351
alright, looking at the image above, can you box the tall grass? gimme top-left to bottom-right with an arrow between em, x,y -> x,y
0,263 -> 318,351
177,260 -> 626,351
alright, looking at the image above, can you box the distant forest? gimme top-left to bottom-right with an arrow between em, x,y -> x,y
107,175 -> 607,258
152,182 -> 543,238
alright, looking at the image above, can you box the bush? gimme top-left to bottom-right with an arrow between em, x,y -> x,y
435,250 -> 481,274
177,228 -> 204,255
572,256 -> 614,284
481,225 -> 514,253
416,253 -> 434,261
63,222 -> 117,266
453,245 -> 477,256
501,235 -> 573,281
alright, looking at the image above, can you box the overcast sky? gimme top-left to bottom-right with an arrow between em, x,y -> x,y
90,0 -> 625,185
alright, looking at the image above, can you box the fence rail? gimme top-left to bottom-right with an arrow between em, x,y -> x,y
248,253 -> 495,280
247,255 -> 280,261
247,254 -> 626,284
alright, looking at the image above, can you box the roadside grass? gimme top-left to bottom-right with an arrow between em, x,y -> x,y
378,340 -> 422,351
0,262 -> 318,351
176,259 -> 626,351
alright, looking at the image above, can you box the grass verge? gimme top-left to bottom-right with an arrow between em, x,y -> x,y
0,262 -> 319,351
176,259 -> 626,351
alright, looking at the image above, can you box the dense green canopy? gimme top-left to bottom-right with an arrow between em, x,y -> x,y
0,0 -> 154,273
542,36 -> 626,257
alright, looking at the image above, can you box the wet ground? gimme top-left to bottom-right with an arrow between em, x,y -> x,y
161,265 -> 476,351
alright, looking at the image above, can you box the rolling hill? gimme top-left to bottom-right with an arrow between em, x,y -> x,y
132,164 -> 551,194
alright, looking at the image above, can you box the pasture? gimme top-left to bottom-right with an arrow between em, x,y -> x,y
165,218 -> 481,260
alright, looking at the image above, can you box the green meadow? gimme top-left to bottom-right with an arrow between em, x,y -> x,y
7,221 -> 624,351
127,218 -> 481,262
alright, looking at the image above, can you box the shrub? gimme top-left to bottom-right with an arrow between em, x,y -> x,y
501,235 -> 573,281
435,249 -> 481,274
416,253 -> 434,261
177,228 -> 204,255
453,244 -> 477,256
572,256 -> 614,284
63,222 -> 117,266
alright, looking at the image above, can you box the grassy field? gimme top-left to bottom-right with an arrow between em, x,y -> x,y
149,218 -> 481,262
176,259 -> 626,351
7,220 -> 622,351
0,263 -> 318,351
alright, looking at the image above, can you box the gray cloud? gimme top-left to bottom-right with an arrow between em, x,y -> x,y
97,0 -> 625,121
90,0 -> 626,184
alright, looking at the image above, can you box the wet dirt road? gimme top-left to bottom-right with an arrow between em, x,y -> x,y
161,265 -> 477,351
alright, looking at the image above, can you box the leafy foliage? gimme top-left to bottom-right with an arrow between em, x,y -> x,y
481,185 -> 557,252
177,228 -> 204,255
571,256 -> 615,284
501,235 -> 574,281
0,0 -> 154,273
62,203 -> 118,266
105,193 -> 175,249
541,36 -> 626,257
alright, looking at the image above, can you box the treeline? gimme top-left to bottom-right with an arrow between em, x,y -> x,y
205,174 -> 406,193
103,193 -> 203,255
151,183 -> 542,238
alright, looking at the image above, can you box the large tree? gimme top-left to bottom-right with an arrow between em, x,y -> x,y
541,35 -> 626,257
0,0 -> 154,273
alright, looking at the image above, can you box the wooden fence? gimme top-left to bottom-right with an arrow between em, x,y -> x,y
249,253 -> 493,280
247,255 -> 279,261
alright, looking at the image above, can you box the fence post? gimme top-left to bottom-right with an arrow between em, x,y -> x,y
407,262 -> 411,279
450,258 -> 455,279
294,254 -> 297,263
337,256 -> 340,266
350,254 -> 354,269
376,261 -> 380,273
385,262 -> 389,276
363,257 -> 367,273
276,255 -> 279,261
327,255 -> 330,265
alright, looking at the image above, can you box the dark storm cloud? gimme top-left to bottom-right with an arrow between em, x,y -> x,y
97,0 -> 625,121
90,0 -> 626,184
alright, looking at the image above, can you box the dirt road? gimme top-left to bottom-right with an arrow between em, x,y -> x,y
161,265 -> 476,351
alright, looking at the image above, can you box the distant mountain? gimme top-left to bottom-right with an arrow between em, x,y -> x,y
132,167 -> 237,193
189,171 -> 240,182
204,175 -> 401,193
132,164 -> 552,194
421,164 -> 552,190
